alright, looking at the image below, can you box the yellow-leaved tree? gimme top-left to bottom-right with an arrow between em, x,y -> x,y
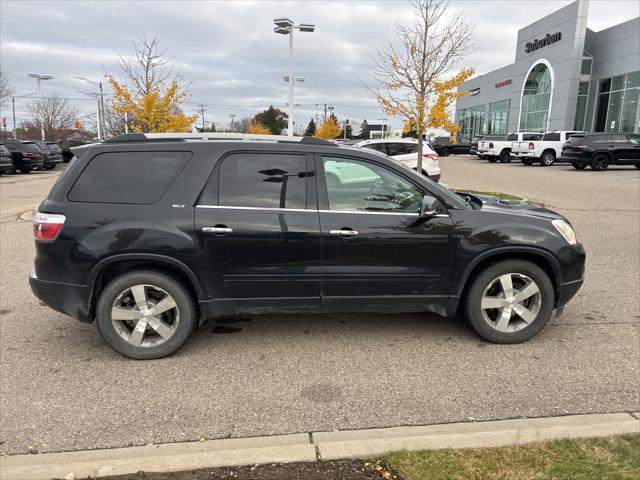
107,36 -> 198,133
247,121 -> 271,134
370,0 -> 474,172
314,116 -> 342,139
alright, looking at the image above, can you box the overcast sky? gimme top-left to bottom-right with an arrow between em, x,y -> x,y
1,0 -> 639,132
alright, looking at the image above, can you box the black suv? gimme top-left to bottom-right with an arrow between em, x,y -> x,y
30,133 -> 585,359
4,139 -> 45,173
0,142 -> 14,174
560,133 -> 640,170
429,137 -> 471,157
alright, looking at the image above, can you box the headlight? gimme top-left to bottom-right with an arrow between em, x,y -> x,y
552,219 -> 577,245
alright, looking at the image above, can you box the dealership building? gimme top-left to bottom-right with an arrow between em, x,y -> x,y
454,0 -> 640,142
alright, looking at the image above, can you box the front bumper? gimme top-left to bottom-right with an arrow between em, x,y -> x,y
29,271 -> 92,322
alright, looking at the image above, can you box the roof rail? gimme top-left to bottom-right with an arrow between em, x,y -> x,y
104,132 -> 335,145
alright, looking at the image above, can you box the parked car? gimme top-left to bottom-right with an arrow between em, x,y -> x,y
0,142 -> 14,175
513,131 -> 583,166
560,133 -> 640,171
43,142 -> 64,169
469,136 -> 485,156
30,132 -> 585,359
28,140 -> 59,170
430,136 -> 471,157
346,138 -> 441,182
3,139 -> 45,173
478,133 -> 543,163
60,139 -> 97,163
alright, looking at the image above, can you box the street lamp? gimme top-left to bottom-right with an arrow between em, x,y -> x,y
76,76 -> 105,140
378,117 -> 388,139
28,73 -> 54,140
273,17 -> 315,137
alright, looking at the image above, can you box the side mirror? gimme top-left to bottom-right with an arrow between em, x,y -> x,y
420,195 -> 440,217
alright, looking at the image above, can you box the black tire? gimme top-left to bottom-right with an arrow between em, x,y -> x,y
539,150 -> 555,167
44,165 -> 56,170
441,148 -> 450,157
96,270 -> 197,359
590,154 -> 609,171
487,157 -> 498,163
521,158 -> 534,166
464,260 -> 554,344
19,167 -> 32,174
325,172 -> 341,186
499,150 -> 511,163
572,163 -> 587,170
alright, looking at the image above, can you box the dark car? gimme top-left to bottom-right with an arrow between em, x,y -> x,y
43,141 -> 64,169
0,143 -> 14,174
3,139 -> 45,173
30,133 -> 585,359
560,133 -> 640,171
430,137 -> 471,157
469,136 -> 485,156
60,139 -> 97,163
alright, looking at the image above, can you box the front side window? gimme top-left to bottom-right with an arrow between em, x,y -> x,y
68,151 -> 191,204
542,133 -> 560,141
363,143 -> 388,154
323,157 -> 422,214
215,153 -> 308,209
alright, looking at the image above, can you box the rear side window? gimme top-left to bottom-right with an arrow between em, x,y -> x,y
68,151 -> 191,204
212,153 -> 308,209
506,134 -> 518,141
362,143 -> 388,154
542,133 -> 560,141
387,143 -> 418,156
523,134 -> 542,141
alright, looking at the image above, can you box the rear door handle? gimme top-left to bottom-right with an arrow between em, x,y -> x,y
330,229 -> 359,236
202,226 -> 233,235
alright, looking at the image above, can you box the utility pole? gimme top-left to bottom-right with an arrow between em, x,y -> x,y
11,97 -> 16,139
200,104 -> 206,131
99,81 -> 105,140
229,113 -> 235,132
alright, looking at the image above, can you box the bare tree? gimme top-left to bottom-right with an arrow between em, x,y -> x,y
28,93 -> 80,142
370,0 -> 473,173
233,117 -> 252,133
116,35 -> 172,96
0,70 -> 12,108
101,103 -> 129,137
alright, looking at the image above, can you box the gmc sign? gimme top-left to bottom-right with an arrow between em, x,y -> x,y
495,79 -> 512,88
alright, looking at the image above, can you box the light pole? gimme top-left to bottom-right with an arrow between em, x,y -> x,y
378,118 -> 388,139
28,73 -> 54,140
76,76 -> 105,140
274,18 -> 315,137
10,92 -> 36,139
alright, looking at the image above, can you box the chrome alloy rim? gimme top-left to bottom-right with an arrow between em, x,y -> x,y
111,284 -> 179,347
481,273 -> 542,333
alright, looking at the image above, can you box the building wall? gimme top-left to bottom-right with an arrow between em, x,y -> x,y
455,0 -> 640,138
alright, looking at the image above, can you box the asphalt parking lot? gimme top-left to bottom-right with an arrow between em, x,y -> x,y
0,158 -> 638,455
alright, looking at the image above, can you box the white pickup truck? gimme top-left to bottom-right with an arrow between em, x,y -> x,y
477,133 -> 542,163
512,131 -> 583,166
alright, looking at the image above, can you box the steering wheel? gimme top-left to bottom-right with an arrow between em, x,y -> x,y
390,190 -> 418,208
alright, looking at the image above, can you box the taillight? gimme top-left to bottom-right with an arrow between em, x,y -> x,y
423,153 -> 439,161
430,174 -> 441,183
489,142 -> 494,148
528,142 -> 535,150
23,151 -> 34,157
33,212 -> 66,241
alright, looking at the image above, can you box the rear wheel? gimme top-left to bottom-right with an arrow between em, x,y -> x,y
487,157 -> 498,163
96,270 -> 197,359
591,154 -> 609,171
499,150 -> 511,163
441,148 -> 450,157
572,163 -> 587,170
19,167 -> 32,174
464,260 -> 554,343
540,151 -> 555,167
521,158 -> 534,166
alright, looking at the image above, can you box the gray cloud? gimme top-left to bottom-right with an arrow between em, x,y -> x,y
1,0 -> 637,131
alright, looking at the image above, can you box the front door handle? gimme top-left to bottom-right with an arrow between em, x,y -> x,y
203,226 -> 233,235
330,229 -> 359,236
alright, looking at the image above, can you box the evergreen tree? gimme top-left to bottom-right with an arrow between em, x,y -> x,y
358,119 -> 370,139
252,106 -> 288,135
304,118 -> 316,136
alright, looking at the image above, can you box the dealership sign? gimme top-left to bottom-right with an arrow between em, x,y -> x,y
468,87 -> 481,96
525,32 -> 562,53
495,79 -> 512,88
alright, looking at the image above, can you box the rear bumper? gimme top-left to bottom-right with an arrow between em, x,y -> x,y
29,271 -> 92,322
558,155 -> 588,165
512,151 -> 536,158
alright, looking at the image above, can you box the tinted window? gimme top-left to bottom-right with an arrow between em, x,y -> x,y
22,142 -> 42,152
214,153 -> 308,209
323,157 -> 422,213
506,134 -> 518,141
387,143 -> 418,156
523,134 -> 542,141
566,135 -> 586,144
592,135 -> 610,144
542,133 -> 561,141
362,143 -> 388,154
68,151 -> 191,204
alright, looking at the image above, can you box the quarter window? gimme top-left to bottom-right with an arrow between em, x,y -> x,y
68,151 -> 191,204
323,157 -> 422,214
213,153 -> 309,209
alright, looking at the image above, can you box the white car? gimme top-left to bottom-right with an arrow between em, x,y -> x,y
477,133 -> 542,163
344,138 -> 441,182
512,131 -> 584,166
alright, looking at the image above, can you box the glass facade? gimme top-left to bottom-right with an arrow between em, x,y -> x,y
574,82 -> 589,131
458,105 -> 486,143
487,100 -> 510,135
519,64 -> 553,132
594,71 -> 640,133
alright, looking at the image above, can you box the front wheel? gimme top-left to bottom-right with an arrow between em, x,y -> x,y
572,163 -> 587,170
634,164 -> 640,169
464,260 -> 554,344
96,270 -> 197,359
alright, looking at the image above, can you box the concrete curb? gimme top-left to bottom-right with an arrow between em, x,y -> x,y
2,413 -> 638,480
